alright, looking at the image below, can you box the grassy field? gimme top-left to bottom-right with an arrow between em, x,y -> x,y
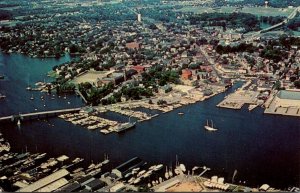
178,6 -> 294,17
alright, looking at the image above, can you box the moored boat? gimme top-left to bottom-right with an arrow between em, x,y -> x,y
154,164 -> 163,171
204,119 -> 217,131
164,166 -> 169,179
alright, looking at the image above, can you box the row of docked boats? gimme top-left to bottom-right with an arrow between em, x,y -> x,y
58,112 -> 118,132
59,112 -> 137,135
127,164 -> 164,185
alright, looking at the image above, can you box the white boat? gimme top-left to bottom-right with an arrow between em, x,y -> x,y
178,112 -> 184,115
179,164 -> 186,173
149,165 -> 156,170
152,180 -> 156,186
137,170 -> 146,177
168,167 -> 173,178
72,157 -> 83,164
204,120 -> 218,131
248,104 -> 258,111
125,172 -> 132,178
17,120 -> 21,126
128,177 -> 135,184
159,177 -> 163,183
132,167 -> 140,173
143,170 -> 152,178
88,163 -> 95,169
174,168 -> 180,175
164,166 -> 169,179
0,94 -> 6,99
133,178 -> 141,184
154,164 -> 163,171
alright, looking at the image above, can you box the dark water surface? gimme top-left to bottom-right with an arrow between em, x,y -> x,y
0,53 -> 299,189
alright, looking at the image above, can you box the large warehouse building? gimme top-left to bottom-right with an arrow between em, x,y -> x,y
275,90 -> 300,108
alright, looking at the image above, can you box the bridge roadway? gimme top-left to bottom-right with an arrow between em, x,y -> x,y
0,107 -> 82,122
244,6 -> 300,39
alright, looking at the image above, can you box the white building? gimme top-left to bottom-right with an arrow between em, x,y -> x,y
275,90 -> 300,108
137,14 -> 141,22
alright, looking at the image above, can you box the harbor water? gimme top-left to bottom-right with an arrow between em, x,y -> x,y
0,53 -> 299,189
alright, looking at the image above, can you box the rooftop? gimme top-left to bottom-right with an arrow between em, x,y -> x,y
277,90 -> 300,100
17,169 -> 69,192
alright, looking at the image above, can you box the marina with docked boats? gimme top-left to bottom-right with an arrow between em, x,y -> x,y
1,130 -> 291,192
0,53 -> 300,191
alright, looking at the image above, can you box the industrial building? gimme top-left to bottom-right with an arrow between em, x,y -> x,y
17,169 -> 69,192
112,157 -> 144,178
275,90 -> 300,108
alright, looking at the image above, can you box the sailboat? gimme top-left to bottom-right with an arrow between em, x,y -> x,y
174,155 -> 180,175
102,154 -> 109,165
164,166 -> 169,179
17,119 -> 21,126
26,75 -> 32,91
30,94 -> 34,100
204,119 -> 218,131
168,166 -> 173,178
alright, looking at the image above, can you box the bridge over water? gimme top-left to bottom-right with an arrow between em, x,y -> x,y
244,6 -> 300,39
0,108 -> 82,123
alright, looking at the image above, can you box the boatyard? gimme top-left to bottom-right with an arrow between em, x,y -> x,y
0,130 -> 286,192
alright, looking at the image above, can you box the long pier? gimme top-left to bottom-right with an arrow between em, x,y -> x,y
0,108 -> 82,123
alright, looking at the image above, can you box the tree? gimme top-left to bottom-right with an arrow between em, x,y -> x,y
294,80 -> 300,89
157,99 -> 167,106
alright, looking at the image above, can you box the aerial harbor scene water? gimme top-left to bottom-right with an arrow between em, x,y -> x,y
0,0 -> 300,192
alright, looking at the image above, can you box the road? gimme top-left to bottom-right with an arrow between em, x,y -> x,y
199,46 -> 222,78
244,6 -> 299,39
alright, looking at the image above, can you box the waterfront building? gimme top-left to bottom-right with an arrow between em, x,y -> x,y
137,14 -> 142,22
112,157 -> 143,178
275,90 -> 300,108
17,169 -> 69,192
181,69 -> 192,80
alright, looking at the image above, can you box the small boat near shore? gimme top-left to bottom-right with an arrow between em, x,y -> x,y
248,104 -> 258,111
0,94 -> 6,99
178,112 -> 184,115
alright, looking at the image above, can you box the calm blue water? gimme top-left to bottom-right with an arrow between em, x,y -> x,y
0,53 -> 299,189
0,53 -> 83,116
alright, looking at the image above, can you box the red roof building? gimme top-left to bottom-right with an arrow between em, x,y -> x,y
131,65 -> 145,74
181,69 -> 192,80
